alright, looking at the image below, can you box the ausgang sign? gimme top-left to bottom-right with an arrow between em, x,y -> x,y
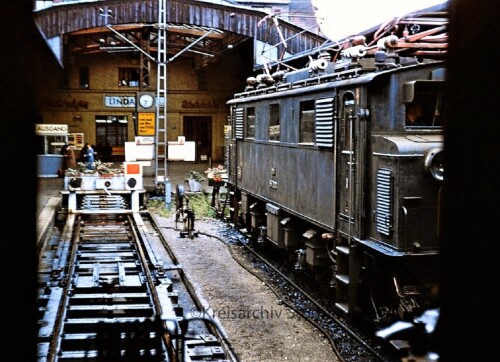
104,95 -> 136,108
35,124 -> 68,135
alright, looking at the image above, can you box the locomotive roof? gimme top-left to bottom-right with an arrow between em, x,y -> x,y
226,59 -> 445,104
229,4 -> 449,102
261,2 -> 449,70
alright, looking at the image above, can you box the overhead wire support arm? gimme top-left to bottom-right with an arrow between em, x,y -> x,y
106,25 -> 157,63
167,29 -> 215,63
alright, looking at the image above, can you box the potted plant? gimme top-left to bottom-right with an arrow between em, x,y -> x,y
185,170 -> 206,192
205,165 -> 227,186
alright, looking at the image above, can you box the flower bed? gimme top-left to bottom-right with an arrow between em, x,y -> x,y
64,161 -> 124,177
63,161 -> 125,190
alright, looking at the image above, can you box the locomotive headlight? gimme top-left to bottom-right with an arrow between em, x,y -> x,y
424,148 -> 444,182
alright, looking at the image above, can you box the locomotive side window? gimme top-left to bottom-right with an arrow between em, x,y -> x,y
299,100 -> 315,144
405,82 -> 444,128
269,104 -> 280,141
245,107 -> 255,138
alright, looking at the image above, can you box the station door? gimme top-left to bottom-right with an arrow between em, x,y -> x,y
183,116 -> 212,163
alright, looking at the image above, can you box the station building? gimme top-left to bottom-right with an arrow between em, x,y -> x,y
33,33 -> 253,164
32,0 -> 324,174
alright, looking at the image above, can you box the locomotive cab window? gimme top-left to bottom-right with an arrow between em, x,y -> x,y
246,107 -> 255,138
269,104 -> 280,141
299,100 -> 315,144
404,81 -> 445,128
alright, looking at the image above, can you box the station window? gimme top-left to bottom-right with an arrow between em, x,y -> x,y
198,69 -> 208,91
79,67 -> 89,89
269,104 -> 280,141
61,69 -> 69,89
246,107 -> 255,138
118,67 -> 140,87
299,100 -> 315,143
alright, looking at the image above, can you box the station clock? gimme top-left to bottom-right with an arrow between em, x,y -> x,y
137,92 -> 155,112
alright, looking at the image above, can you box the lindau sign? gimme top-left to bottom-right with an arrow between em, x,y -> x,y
104,95 -> 136,108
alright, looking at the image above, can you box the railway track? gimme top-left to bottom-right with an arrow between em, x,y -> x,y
37,194 -> 237,361
203,225 -> 403,362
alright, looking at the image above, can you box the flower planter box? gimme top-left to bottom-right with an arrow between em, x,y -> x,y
187,179 -> 202,192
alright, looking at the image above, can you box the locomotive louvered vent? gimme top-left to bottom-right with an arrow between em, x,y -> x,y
235,107 -> 244,140
315,97 -> 335,147
375,168 -> 393,236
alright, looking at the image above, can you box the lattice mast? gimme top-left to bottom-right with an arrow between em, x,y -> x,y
155,0 -> 168,195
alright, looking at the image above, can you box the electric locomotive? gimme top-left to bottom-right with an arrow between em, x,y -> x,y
224,9 -> 447,330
